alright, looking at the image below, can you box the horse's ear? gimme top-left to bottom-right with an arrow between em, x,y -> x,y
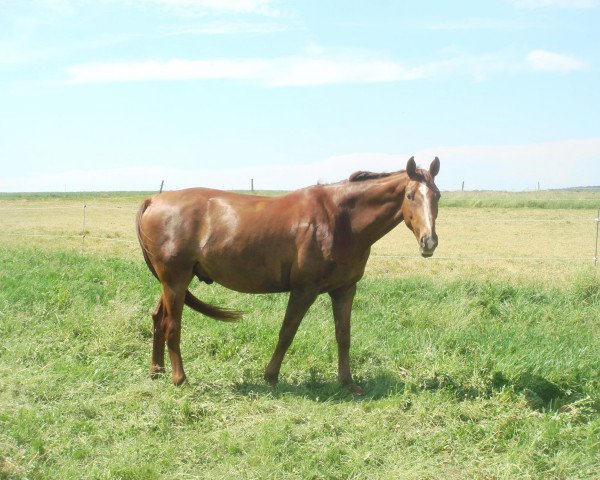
430,156 -> 440,177
406,156 -> 417,179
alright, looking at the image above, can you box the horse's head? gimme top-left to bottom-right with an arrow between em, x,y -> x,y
401,156 -> 441,258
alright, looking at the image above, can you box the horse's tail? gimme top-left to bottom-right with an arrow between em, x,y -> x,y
136,198 -> 243,323
185,290 -> 243,322
136,198 -> 159,281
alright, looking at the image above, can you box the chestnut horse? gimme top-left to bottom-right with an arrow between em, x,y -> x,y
136,156 -> 440,394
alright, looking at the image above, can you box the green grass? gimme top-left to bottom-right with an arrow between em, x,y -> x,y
1,247 -> 599,479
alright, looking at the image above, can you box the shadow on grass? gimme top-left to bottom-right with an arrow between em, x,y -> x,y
417,371 -> 600,415
232,370 -> 599,415
232,372 -> 406,402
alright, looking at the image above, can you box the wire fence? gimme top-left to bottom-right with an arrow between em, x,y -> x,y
0,203 -> 598,265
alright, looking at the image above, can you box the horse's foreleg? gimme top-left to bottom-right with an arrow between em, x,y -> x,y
330,284 -> 363,396
264,288 -> 318,387
150,296 -> 166,378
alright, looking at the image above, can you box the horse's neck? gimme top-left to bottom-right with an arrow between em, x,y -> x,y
341,173 -> 408,248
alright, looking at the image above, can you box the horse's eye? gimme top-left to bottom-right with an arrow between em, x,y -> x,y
406,192 -> 414,201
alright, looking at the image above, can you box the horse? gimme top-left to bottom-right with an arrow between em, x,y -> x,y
136,156 -> 440,395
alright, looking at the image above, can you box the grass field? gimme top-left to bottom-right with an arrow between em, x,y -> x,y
1,190 -> 599,479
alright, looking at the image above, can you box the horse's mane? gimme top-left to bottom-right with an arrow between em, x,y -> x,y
348,168 -> 440,194
348,170 -> 403,182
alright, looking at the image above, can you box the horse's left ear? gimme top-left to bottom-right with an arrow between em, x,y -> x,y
406,156 -> 417,179
429,157 -> 440,177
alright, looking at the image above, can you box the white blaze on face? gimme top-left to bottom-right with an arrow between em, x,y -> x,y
418,183 -> 436,250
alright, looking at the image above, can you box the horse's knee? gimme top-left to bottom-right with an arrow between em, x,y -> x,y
152,303 -> 166,340
152,297 -> 164,319
164,320 -> 181,345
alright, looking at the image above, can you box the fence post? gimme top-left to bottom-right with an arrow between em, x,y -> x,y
594,208 -> 599,266
251,178 -> 254,193
81,203 -> 87,254
159,180 -> 164,193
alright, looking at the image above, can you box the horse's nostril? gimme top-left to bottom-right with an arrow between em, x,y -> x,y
421,235 -> 438,251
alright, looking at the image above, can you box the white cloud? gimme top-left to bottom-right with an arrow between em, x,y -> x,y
150,0 -> 278,15
415,138 -> 600,190
66,58 -> 268,83
162,20 -> 287,35
3,138 -> 599,192
508,0 -> 599,8
527,50 -> 587,73
65,55 -> 427,86
426,18 -> 539,30
265,56 -> 424,86
63,45 -> 590,86
4,0 -> 279,21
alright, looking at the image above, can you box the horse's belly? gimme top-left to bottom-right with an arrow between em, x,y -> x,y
197,250 -> 292,294
195,218 -> 369,294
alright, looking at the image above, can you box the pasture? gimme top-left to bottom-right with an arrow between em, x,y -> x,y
1,190 -> 599,479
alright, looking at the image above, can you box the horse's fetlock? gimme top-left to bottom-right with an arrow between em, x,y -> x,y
172,372 -> 186,386
264,368 -> 279,386
150,364 -> 165,379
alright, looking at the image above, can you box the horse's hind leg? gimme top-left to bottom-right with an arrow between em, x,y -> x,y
161,283 -> 188,386
150,296 -> 166,378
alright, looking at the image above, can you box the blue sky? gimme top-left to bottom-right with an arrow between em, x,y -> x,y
1,0 -> 599,192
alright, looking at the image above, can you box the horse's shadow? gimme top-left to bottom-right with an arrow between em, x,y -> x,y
232,373 -> 406,402
232,370 -> 599,413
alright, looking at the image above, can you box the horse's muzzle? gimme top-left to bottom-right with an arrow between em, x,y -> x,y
419,234 -> 438,257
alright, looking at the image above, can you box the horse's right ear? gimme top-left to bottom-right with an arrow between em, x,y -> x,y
430,156 -> 440,177
406,156 -> 417,179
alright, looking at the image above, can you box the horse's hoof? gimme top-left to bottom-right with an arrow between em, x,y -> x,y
172,373 -> 186,386
150,365 -> 165,379
264,371 -> 279,388
346,383 -> 365,396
